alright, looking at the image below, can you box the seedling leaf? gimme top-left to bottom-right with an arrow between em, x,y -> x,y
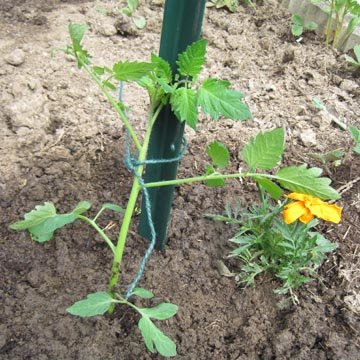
305,21 -> 318,31
151,53 -> 172,83
101,203 -> 125,213
68,23 -> 90,68
73,201 -> 92,215
275,165 -> 340,200
29,213 -> 78,242
69,23 -> 87,51
207,141 -> 230,169
349,126 -> 360,154
292,15 -> 304,26
205,165 -> 225,187
176,39 -> 207,78
312,97 -> 325,110
10,202 -> 57,230
197,78 -> 251,120
133,16 -> 146,29
131,288 -> 154,299
113,61 -> 155,82
138,317 -> 177,357
10,201 -> 92,242
253,176 -> 283,200
292,24 -> 303,36
139,303 -> 178,320
354,44 -> 360,62
66,292 -> 114,317
170,88 -> 198,129
242,128 -> 285,170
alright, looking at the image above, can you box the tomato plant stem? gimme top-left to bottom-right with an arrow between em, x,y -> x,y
108,104 -> 163,308
77,215 -> 116,254
81,62 -> 142,151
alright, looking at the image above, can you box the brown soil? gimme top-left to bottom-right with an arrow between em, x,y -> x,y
1,0 -> 359,359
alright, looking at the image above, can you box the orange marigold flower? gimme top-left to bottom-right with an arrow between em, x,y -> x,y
282,192 -> 342,225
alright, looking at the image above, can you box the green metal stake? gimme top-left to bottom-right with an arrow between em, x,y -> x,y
139,0 -> 206,250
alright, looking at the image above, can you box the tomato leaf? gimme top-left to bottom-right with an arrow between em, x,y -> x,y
242,128 -> 285,170
207,141 -> 230,169
139,303 -> 178,320
275,165 -> 340,200
197,78 -> 251,120
66,292 -> 114,317
170,87 -> 198,129
113,61 -> 155,82
176,39 -> 207,78
138,317 -> 177,357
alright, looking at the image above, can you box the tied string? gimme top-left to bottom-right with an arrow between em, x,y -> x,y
119,81 -> 187,299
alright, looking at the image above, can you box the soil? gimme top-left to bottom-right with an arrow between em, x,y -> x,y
1,0 -> 359,359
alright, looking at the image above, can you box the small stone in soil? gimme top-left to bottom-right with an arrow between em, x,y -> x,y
339,79 -> 358,93
299,128 -> 317,147
98,23 -> 117,37
4,49 -> 25,66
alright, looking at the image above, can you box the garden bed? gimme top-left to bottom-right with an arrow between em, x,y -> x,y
0,0 -> 359,359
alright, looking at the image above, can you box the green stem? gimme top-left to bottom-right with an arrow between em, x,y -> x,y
326,0 -> 335,46
77,215 -> 116,254
80,62 -> 142,151
108,104 -> 163,305
144,171 -> 250,188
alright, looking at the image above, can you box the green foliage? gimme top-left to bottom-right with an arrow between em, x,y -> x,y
345,44 -> 360,67
309,149 -> 344,166
68,23 -> 90,68
122,0 -> 146,29
176,39 -> 207,78
67,288 -> 177,356
67,292 -> 115,317
204,140 -> 230,187
170,88 -> 197,129
130,287 -> 154,299
100,203 -> 125,213
207,141 -> 230,169
65,28 -> 251,130
151,53 -> 172,83
214,197 -> 337,296
207,0 -> 239,12
205,165 -> 225,187
323,0 -> 360,49
197,78 -> 251,121
10,201 -> 91,242
252,176 -> 283,200
138,316 -> 177,357
274,165 -> 340,200
242,128 -> 285,170
139,303 -> 178,320
11,22 -> 344,359
291,15 -> 318,37
113,61 -> 155,82
349,126 -> 360,154
122,0 -> 139,16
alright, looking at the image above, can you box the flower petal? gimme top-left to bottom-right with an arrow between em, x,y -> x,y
282,201 -> 307,224
299,209 -> 314,224
286,193 -> 311,201
307,202 -> 342,224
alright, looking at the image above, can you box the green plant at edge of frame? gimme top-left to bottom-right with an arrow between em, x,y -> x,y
122,0 -> 146,29
291,14 -> 318,37
345,44 -> 360,67
349,125 -> 360,154
207,194 -> 338,304
207,0 -> 239,12
10,23 -> 340,357
321,0 -> 360,49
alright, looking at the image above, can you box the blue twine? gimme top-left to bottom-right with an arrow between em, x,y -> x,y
118,82 -> 186,299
